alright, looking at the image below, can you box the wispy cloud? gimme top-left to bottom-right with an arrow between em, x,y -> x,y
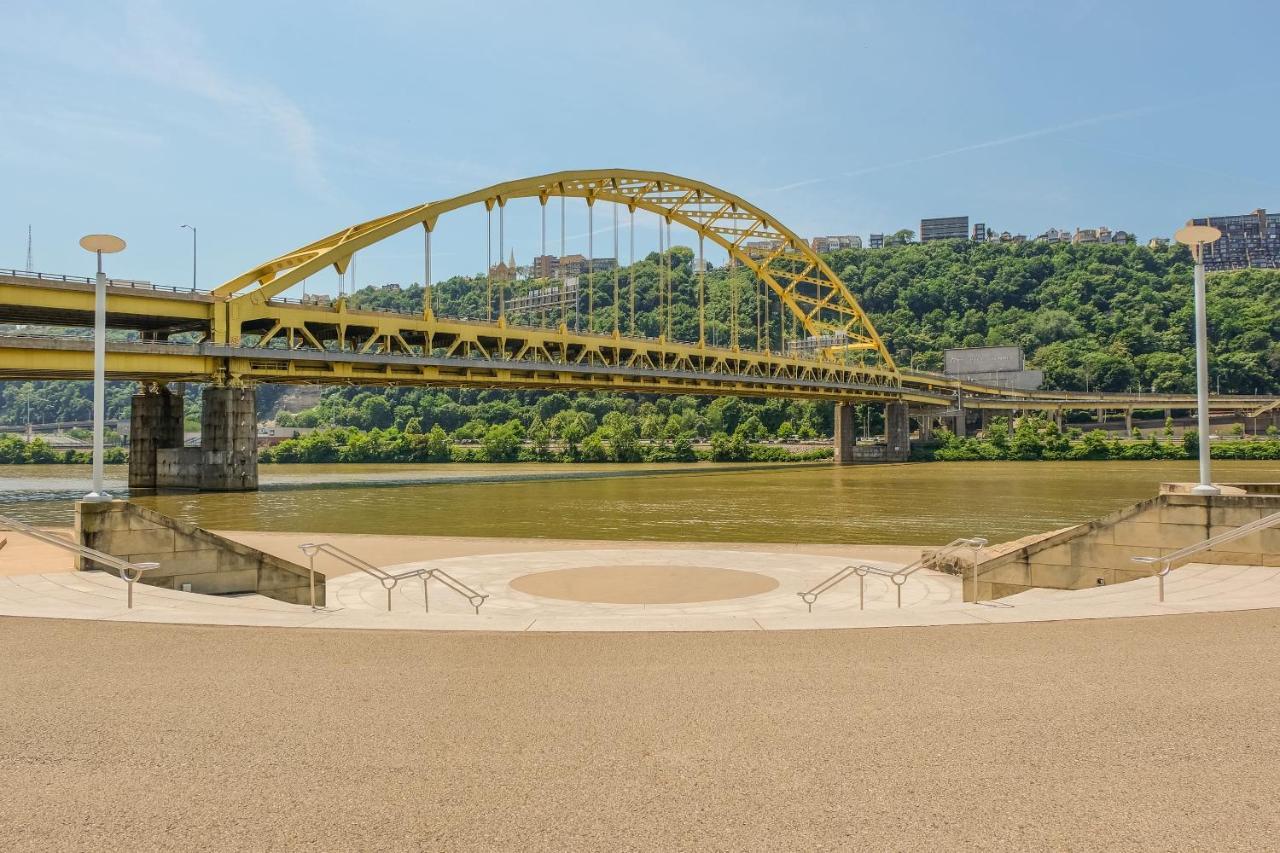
765,107 -> 1163,193
3,1 -> 328,197
112,0 -> 327,196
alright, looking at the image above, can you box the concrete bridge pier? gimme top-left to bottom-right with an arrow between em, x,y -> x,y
128,384 -> 185,490
884,402 -> 910,461
199,386 -> 259,492
127,384 -> 258,492
833,402 -> 857,464
833,401 -> 910,463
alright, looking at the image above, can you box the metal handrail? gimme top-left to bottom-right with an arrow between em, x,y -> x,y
0,512 -> 159,608
1132,510 -> 1280,602
799,537 -> 987,612
297,542 -> 487,614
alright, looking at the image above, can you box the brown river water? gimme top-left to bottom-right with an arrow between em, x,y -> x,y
3,459 -> 1278,545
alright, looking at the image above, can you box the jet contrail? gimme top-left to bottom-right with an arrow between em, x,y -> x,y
765,106 -> 1162,193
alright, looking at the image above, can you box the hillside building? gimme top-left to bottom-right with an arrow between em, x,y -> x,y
920,216 -> 969,242
810,235 -> 862,252
1190,208 -> 1280,271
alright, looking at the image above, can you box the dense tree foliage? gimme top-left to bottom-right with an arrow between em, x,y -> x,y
352,240 -> 1278,394
260,423 -> 833,465
923,417 -> 1280,462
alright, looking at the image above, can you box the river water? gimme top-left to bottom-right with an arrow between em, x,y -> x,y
3,459 -> 1278,545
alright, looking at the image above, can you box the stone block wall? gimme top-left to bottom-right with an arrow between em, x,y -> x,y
200,386 -> 258,491
128,387 -> 184,489
156,448 -> 202,489
884,402 -> 910,462
75,500 -> 323,605
970,485 -> 1280,601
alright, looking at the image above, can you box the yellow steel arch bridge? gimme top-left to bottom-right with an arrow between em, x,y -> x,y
0,168 -> 1276,418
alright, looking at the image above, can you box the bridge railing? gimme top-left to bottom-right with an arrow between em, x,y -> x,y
0,267 -> 197,296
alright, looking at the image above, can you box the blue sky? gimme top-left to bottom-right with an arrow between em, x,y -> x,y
3,0 -> 1277,294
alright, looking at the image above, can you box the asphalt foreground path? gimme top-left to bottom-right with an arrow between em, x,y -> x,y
2,613 -> 1278,851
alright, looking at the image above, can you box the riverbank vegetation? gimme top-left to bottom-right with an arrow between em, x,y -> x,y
920,416 -> 1280,462
0,433 -> 126,465
261,422 -> 835,465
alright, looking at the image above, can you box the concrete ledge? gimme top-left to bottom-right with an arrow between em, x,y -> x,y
971,486 -> 1280,601
75,500 -> 323,605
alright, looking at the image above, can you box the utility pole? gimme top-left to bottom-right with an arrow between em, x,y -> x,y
26,225 -> 33,271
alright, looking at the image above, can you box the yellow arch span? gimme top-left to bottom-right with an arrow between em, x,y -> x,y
213,170 -> 896,372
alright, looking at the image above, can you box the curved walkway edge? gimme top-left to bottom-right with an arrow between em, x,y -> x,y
0,561 -> 1278,631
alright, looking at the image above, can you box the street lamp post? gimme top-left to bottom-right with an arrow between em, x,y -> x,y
78,234 -> 127,502
1175,223 -> 1223,496
181,224 -> 197,291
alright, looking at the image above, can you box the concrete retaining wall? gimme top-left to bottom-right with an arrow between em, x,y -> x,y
75,500 -> 323,605
970,484 -> 1280,601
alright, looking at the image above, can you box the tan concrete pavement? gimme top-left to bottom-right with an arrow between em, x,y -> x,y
2,611 -> 1279,850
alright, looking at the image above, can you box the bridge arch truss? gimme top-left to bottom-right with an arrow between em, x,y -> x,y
212,170 -> 898,385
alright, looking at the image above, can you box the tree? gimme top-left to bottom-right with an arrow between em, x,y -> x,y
481,421 -> 523,462
735,414 -> 767,441
360,395 -> 393,429
421,425 -> 452,462
527,416 -> 552,460
549,409 -> 595,459
709,431 -> 749,462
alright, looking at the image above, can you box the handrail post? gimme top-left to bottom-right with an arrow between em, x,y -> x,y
969,540 -> 985,605
309,553 -> 316,610
423,572 -> 430,613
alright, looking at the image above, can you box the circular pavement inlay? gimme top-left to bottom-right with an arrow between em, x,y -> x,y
508,564 -> 780,605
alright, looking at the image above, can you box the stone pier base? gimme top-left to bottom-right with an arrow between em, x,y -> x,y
200,386 -> 258,491
884,402 -> 910,462
128,385 -> 185,490
834,402 -> 857,464
128,384 -> 258,492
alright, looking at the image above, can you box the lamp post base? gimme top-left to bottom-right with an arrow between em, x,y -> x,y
82,491 -> 114,503
1190,484 -> 1221,496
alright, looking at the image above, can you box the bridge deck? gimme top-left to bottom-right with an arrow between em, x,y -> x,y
1,271 -> 1275,412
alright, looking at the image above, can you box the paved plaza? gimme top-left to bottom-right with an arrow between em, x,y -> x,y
2,609 -> 1279,851
0,543 -> 1277,630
